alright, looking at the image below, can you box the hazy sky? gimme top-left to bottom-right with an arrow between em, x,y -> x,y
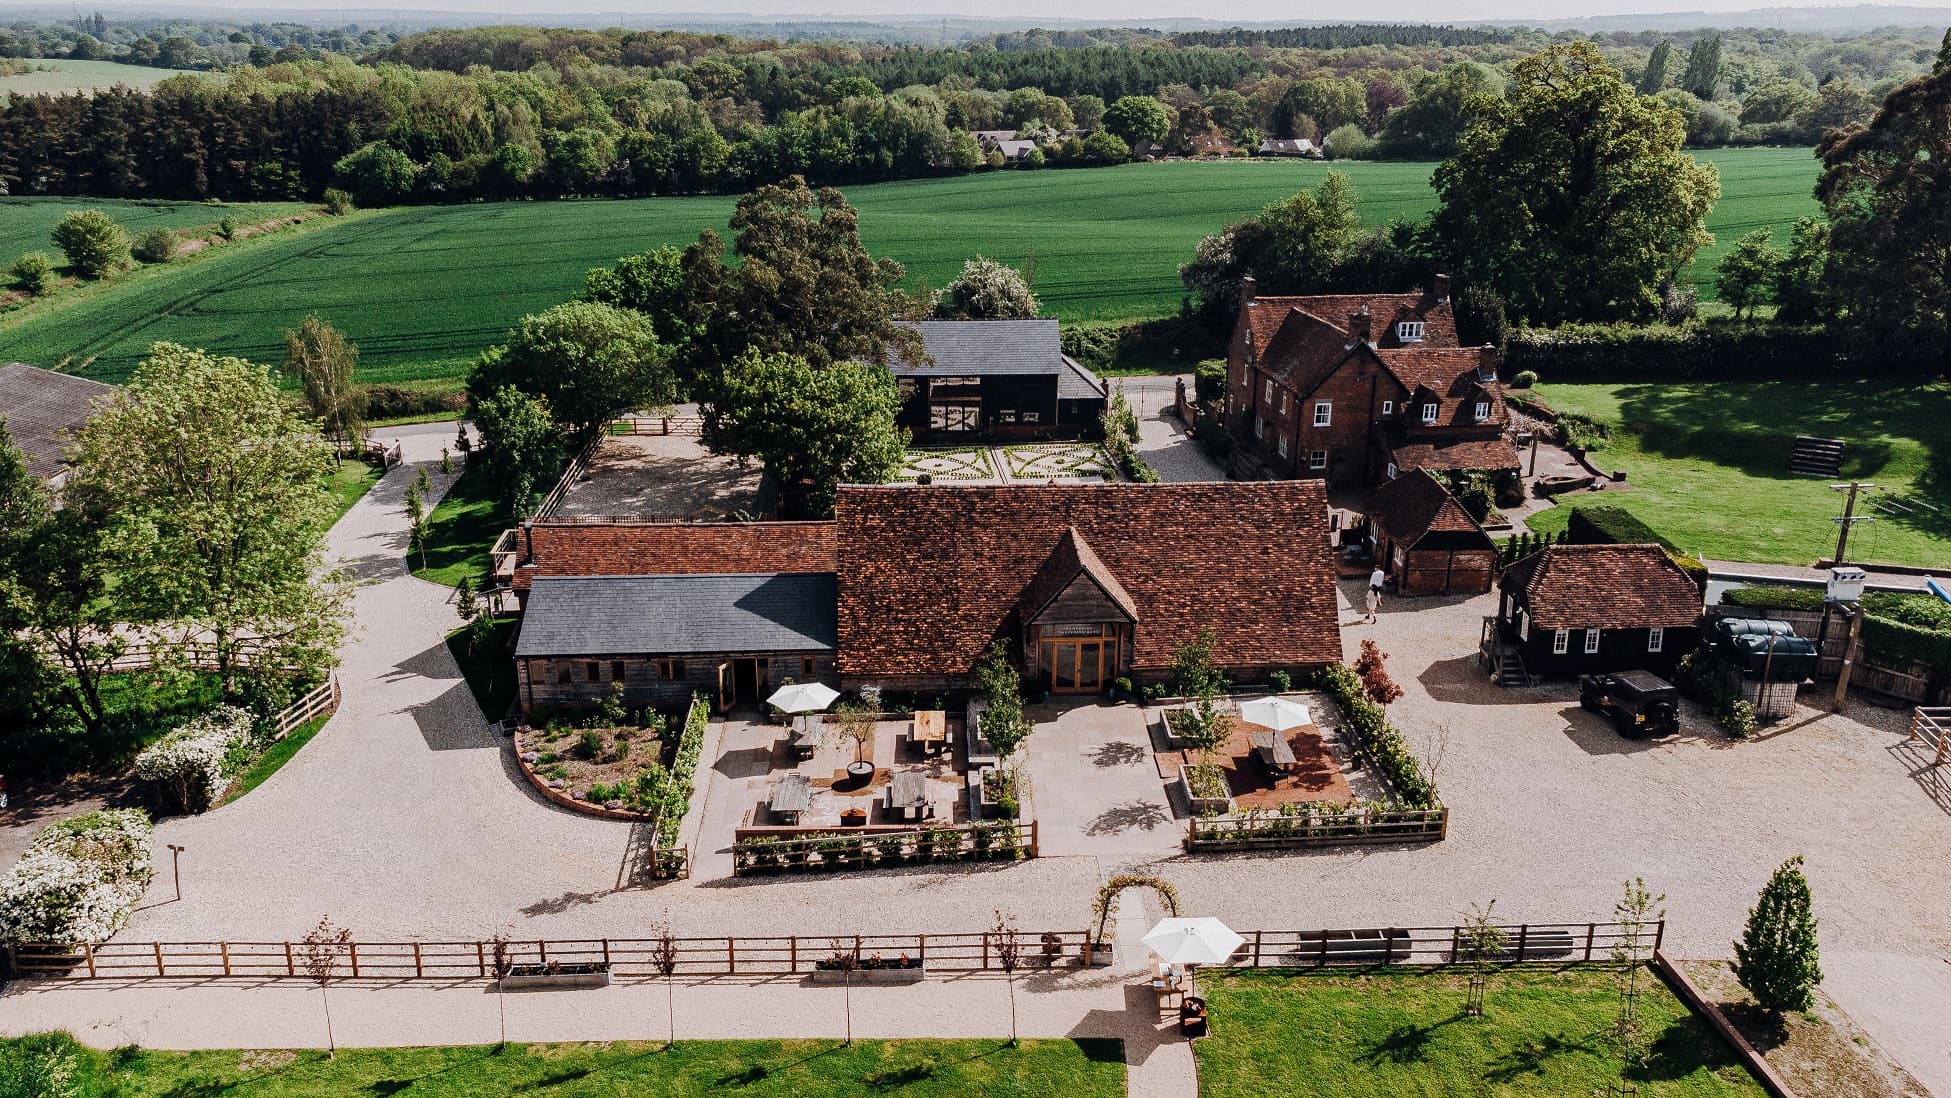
105,0 -> 1951,24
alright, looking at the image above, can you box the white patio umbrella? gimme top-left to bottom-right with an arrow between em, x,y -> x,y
1237,696 -> 1311,732
766,681 -> 840,714
1143,917 -> 1245,999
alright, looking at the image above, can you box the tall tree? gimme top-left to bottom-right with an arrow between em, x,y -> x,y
1679,35 -> 1722,99
703,350 -> 905,519
1816,62 -> 1951,368
582,245 -> 706,365
472,385 -> 562,520
284,316 -> 366,460
68,344 -> 350,697
682,177 -> 913,377
1379,62 -> 1504,159
1772,217 -> 1832,325
1178,171 -> 1365,318
1102,95 -> 1171,145
1637,40 -> 1673,94
468,301 -> 673,439
1431,42 -> 1720,324
1733,855 -> 1822,1013
1717,229 -> 1782,320
933,257 -> 1040,319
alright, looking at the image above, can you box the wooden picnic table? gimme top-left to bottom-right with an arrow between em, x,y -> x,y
1250,730 -> 1298,773
788,715 -> 824,757
887,769 -> 930,820
913,710 -> 946,753
771,772 -> 812,822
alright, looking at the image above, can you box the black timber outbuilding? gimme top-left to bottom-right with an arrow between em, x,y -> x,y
888,320 -> 1108,441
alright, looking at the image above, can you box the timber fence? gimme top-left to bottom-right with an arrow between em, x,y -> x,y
1217,920 -> 1664,969
611,414 -> 703,437
531,432 -> 604,522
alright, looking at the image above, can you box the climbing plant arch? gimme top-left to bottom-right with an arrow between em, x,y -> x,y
1089,873 -> 1182,951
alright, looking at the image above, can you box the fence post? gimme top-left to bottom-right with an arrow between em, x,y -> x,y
1317,932 -> 1328,968
154,942 -> 165,977
602,939 -> 611,967
918,934 -> 926,969
413,942 -> 423,978
476,941 -> 485,977
349,942 -> 359,978
221,942 -> 232,977
538,940 -> 548,966
83,942 -> 96,978
983,932 -> 990,969
1652,919 -> 1665,957
789,936 -> 797,973
285,941 -> 294,976
1253,930 -> 1263,967
1516,925 -> 1529,962
1585,923 -> 1596,962
728,937 -> 736,975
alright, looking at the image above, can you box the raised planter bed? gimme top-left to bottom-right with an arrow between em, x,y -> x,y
499,962 -> 612,989
1179,766 -> 1233,816
809,963 -> 925,985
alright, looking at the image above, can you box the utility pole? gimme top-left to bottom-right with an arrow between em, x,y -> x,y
1829,482 -> 1877,566
1831,604 -> 1866,712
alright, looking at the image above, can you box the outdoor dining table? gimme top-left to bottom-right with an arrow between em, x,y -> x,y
788,714 -> 824,757
887,769 -> 930,820
912,709 -> 946,754
770,772 -> 812,823
1250,730 -> 1299,774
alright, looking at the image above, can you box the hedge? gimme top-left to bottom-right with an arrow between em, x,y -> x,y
1563,505 -> 1709,587
1320,663 -> 1439,810
651,694 -> 710,849
1503,322 -> 1859,382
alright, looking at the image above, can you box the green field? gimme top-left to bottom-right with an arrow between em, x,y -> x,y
0,196 -> 309,272
0,149 -> 1820,389
0,1034 -> 1125,1097
0,59 -> 193,95
1195,967 -> 1763,1098
1527,380 -> 1951,568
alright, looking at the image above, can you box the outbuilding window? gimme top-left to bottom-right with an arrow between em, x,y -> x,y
557,663 -> 572,684
1381,400 -> 1394,416
1385,461 -> 1398,479
1309,449 -> 1328,470
587,661 -> 601,682
1648,627 -> 1664,653
802,657 -> 818,677
1421,402 -> 1440,424
657,659 -> 686,680
1584,629 -> 1601,654
611,661 -> 626,681
1313,401 -> 1332,427
1552,628 -> 1569,655
1022,411 -> 1041,424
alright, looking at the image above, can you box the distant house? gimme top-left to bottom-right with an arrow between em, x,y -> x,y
887,319 -> 1107,440
0,362 -> 114,492
1258,138 -> 1318,157
1188,131 -> 1239,158
972,130 -> 1037,162
1489,543 -> 1702,679
507,481 -> 1344,712
510,521 -> 839,713
1365,468 -> 1497,596
1222,275 -> 1519,487
1129,139 -> 1166,161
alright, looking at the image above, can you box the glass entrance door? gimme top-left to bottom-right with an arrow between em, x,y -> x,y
1042,639 -> 1110,693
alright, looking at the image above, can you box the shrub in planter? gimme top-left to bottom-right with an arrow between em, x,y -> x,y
133,705 -> 258,814
0,809 -> 155,946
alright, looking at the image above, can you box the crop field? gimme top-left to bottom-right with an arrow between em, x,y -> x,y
0,59 -> 194,94
0,197 -> 309,271
0,148 -> 1820,389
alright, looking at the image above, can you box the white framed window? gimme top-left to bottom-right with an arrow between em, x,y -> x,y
997,409 -> 1018,424
1474,400 -> 1491,421
1277,433 -> 1289,458
1021,410 -> 1040,424
1518,610 -> 1530,641
1381,400 -> 1394,416
1279,391 -> 1289,414
1253,416 -> 1265,439
1309,449 -> 1327,470
1648,627 -> 1664,653
1421,402 -> 1440,424
930,404 -> 978,431
1264,380 -> 1274,404
1552,628 -> 1570,655
1396,320 -> 1426,342
1584,629 -> 1601,654
1313,401 -> 1332,427
1385,461 -> 1398,479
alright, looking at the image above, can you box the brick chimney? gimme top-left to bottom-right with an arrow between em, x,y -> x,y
1241,275 -> 1257,306
1433,273 -> 1453,303
1347,306 -> 1372,348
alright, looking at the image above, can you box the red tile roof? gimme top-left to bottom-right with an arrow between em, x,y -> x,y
1381,346 -> 1508,430
1366,469 -> 1491,549
1384,434 -> 1521,473
1242,290 -> 1457,365
835,482 -> 1342,679
514,521 -> 838,590
1500,543 -> 1702,630
1017,526 -> 1140,623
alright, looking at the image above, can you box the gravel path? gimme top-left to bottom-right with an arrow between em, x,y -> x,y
1120,375 -> 1224,483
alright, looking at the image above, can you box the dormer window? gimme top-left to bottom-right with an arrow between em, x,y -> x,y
1474,400 -> 1491,422
1396,321 -> 1426,343
1421,402 -> 1439,424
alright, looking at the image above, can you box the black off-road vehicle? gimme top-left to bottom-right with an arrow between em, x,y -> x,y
1578,670 -> 1681,739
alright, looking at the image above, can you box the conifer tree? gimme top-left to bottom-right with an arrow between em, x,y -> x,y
1733,855 -> 1822,1013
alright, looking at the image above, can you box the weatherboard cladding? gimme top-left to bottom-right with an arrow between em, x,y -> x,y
889,320 -> 1105,400
514,573 -> 837,659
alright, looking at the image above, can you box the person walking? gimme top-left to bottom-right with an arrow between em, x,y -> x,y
1366,564 -> 1387,624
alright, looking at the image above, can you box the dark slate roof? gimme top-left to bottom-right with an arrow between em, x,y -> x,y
514,573 -> 837,658
889,320 -> 1105,400
0,363 -> 114,482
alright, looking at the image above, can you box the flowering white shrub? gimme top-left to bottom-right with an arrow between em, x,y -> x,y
0,808 -> 155,946
133,704 -> 258,813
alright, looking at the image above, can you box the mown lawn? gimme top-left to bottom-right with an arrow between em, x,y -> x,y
413,462 -> 506,588
1195,967 -> 1764,1098
322,459 -> 383,524
221,710 -> 330,804
1528,379 -> 1951,568
0,149 -> 1819,390
1,1034 -> 1125,1098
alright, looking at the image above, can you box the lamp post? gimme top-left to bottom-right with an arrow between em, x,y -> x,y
166,843 -> 185,902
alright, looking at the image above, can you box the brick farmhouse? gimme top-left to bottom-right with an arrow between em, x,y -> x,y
1221,276 -> 1520,488
507,482 -> 1342,714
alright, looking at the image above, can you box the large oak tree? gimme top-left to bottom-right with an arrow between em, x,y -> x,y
1431,41 -> 1720,324
704,350 -> 906,520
